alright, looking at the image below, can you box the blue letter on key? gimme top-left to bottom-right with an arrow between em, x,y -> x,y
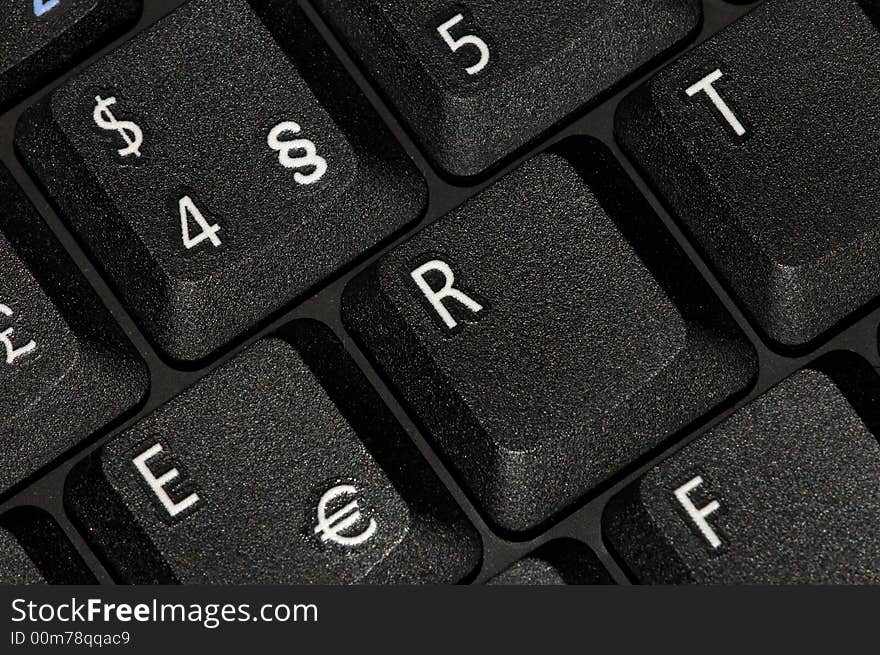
34,0 -> 61,16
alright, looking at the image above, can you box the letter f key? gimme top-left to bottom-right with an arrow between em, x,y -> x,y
674,476 -> 722,550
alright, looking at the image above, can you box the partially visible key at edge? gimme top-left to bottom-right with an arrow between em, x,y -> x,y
488,540 -> 613,585
0,0 -> 141,108
0,168 -> 148,496
0,507 -> 95,584
604,357 -> 880,584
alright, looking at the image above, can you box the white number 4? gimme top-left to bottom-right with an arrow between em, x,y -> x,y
437,14 -> 490,75
178,195 -> 221,250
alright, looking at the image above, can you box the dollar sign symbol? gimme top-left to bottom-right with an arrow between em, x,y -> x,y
92,96 -> 144,158
267,121 -> 328,185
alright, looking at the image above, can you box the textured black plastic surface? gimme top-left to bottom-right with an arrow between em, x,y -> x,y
66,324 -> 480,584
343,141 -> 757,533
16,0 -> 426,361
605,358 -> 880,584
2,0 -> 879,586
0,507 -> 94,584
489,540 -> 612,585
0,0 -> 141,108
617,0 -> 880,347
311,0 -> 702,177
0,524 -> 42,584
0,169 -> 148,496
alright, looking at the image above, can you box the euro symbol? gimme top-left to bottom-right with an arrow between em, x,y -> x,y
313,484 -> 377,547
93,96 -> 144,158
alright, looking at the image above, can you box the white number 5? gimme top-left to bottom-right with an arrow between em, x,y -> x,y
437,14 -> 490,75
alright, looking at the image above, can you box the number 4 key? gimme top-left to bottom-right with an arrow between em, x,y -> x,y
178,196 -> 221,250
16,0 -> 425,361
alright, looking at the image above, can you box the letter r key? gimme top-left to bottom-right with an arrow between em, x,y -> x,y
410,260 -> 484,331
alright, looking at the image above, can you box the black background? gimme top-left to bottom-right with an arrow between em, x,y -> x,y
1,586 -> 876,652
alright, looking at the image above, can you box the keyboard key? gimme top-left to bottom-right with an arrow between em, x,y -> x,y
616,0 -> 880,347
0,507 -> 95,584
0,170 -> 147,495
306,0 -> 701,176
66,323 -> 480,584
342,141 -> 757,532
0,527 -> 43,584
605,360 -> 880,584
17,0 -> 426,361
0,0 -> 140,108
488,540 -> 612,585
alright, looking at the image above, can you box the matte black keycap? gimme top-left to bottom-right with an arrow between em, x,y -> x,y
17,0 -> 426,361
0,508 -> 94,584
307,0 -> 701,176
343,141 -> 757,533
0,526 -> 44,584
66,323 -> 480,584
0,170 -> 147,495
617,0 -> 880,347
0,0 -> 140,108
488,540 -> 612,585
605,359 -> 880,584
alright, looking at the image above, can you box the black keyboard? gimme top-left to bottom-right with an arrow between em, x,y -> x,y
1,0 -> 879,585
